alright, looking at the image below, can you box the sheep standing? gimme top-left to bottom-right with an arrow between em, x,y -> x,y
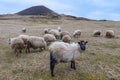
18,34 -> 29,44
62,35 -> 71,43
49,29 -> 61,39
60,31 -> 71,39
22,28 -> 26,33
93,30 -> 101,37
26,36 -> 47,53
49,40 -> 88,76
105,30 -> 115,38
43,34 -> 56,45
9,37 -> 25,56
73,30 -> 81,38
44,28 -> 51,34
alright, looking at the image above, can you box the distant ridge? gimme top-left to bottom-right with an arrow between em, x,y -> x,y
16,5 -> 58,16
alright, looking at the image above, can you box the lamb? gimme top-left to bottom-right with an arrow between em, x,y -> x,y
62,35 -> 71,43
93,30 -> 101,37
105,30 -> 115,38
22,27 -> 26,33
26,36 -> 47,53
9,37 -> 25,56
43,34 -> 56,45
60,31 -> 71,39
49,40 -> 88,76
73,30 -> 81,38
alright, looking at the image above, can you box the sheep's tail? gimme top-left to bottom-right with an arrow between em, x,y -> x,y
50,51 -> 58,64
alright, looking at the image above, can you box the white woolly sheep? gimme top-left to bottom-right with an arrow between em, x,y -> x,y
73,30 -> 81,38
18,34 -> 29,44
43,34 -> 56,45
49,29 -> 61,39
26,36 -> 47,53
60,31 -> 71,39
49,40 -> 88,76
22,27 -> 26,33
62,35 -> 71,43
9,37 -> 25,56
105,30 -> 115,38
93,30 -> 101,37
44,28 -> 51,34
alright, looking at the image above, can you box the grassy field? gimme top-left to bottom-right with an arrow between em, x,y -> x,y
0,15 -> 120,80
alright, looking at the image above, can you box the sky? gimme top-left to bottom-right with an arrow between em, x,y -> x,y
0,0 -> 120,21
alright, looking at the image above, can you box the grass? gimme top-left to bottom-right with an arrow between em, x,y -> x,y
0,17 -> 120,80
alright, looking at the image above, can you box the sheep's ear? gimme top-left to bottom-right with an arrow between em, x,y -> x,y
85,41 -> 88,44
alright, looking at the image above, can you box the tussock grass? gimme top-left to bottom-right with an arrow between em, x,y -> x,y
0,17 -> 120,80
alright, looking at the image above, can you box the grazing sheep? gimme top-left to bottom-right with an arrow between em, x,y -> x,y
44,28 -> 51,34
49,40 -> 88,76
22,27 -> 26,33
93,30 -> 101,37
9,37 -> 25,56
61,31 -> 71,39
49,29 -> 61,39
105,30 -> 115,38
18,34 -> 29,44
26,36 -> 47,53
62,35 -> 71,43
73,30 -> 81,38
43,34 -> 56,45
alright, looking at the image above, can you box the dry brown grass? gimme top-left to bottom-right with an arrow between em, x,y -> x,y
0,15 -> 120,80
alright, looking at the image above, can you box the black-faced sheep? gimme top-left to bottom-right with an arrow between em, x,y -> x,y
43,34 -> 56,45
26,36 -> 47,53
62,35 -> 71,43
105,30 -> 115,38
93,30 -> 101,37
73,30 -> 81,38
9,37 -> 25,56
49,40 -> 88,76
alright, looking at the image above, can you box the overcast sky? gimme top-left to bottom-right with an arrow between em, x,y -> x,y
0,0 -> 120,21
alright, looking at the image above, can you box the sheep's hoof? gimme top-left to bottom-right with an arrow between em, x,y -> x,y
51,74 -> 55,77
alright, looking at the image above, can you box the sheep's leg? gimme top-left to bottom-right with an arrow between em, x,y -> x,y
50,52 -> 57,77
71,60 -> 76,70
73,60 -> 76,70
50,61 -> 55,77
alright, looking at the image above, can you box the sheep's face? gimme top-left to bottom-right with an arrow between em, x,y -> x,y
78,40 -> 88,51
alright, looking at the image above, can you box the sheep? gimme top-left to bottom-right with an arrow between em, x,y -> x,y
93,30 -> 101,37
49,40 -> 88,76
62,35 -> 71,43
73,30 -> 81,38
18,34 -> 29,44
49,29 -> 61,39
22,27 -> 26,33
44,28 -> 51,34
60,31 -> 71,39
43,34 -> 56,45
105,30 -> 115,38
9,37 -> 25,56
26,36 -> 47,53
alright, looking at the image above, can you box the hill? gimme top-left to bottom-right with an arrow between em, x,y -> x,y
16,5 -> 58,16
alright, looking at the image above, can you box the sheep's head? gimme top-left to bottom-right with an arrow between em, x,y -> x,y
78,40 -> 88,51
